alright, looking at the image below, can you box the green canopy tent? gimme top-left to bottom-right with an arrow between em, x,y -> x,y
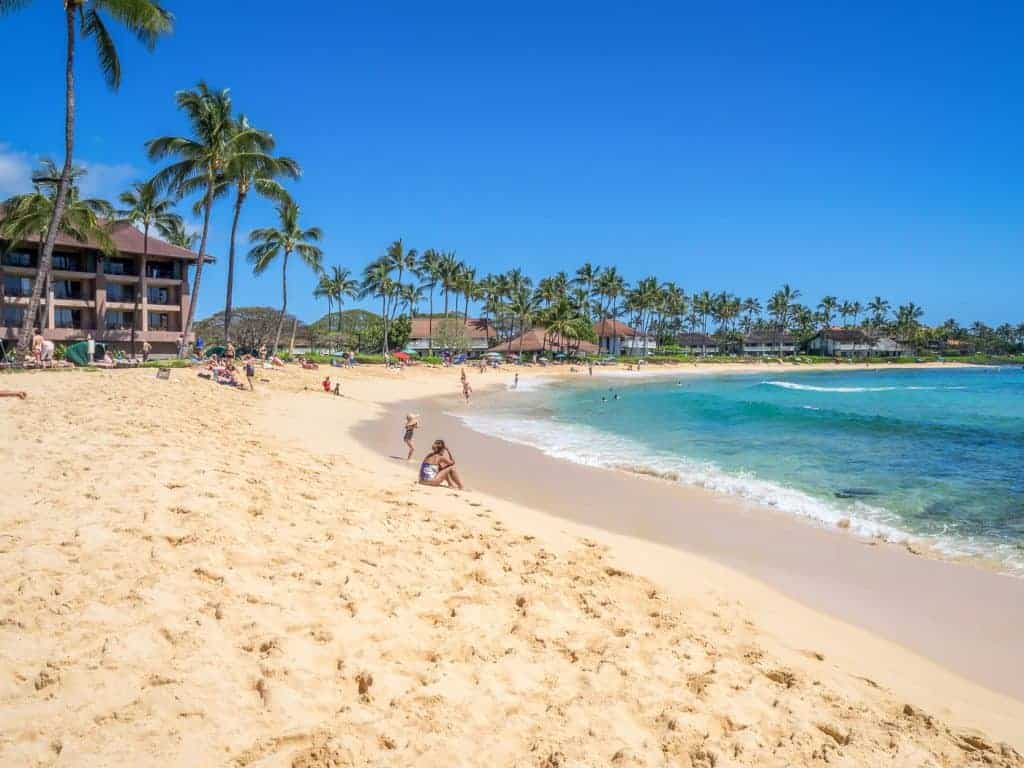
204,345 -> 226,358
64,341 -> 105,366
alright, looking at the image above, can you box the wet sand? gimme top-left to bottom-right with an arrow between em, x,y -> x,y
355,382 -> 1024,703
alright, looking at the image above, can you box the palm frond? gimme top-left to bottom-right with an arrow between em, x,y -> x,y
96,0 -> 174,50
81,8 -> 122,89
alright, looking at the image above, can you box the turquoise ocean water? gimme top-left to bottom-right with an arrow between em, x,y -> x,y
458,367 -> 1024,572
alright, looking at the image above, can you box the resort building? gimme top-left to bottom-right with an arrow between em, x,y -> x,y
742,331 -> 797,356
488,327 -> 599,357
593,318 -> 656,356
870,335 -> 913,356
407,316 -> 495,353
675,333 -> 718,355
804,328 -> 875,357
1,221 -> 209,355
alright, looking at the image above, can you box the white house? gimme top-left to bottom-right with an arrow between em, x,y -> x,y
742,332 -> 797,356
408,317 -> 495,353
593,319 -> 656,356
805,328 -> 873,357
676,333 -> 718,355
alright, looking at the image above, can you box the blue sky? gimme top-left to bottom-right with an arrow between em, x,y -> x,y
2,0 -> 1022,325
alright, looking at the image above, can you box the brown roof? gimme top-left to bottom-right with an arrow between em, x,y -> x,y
593,318 -> 638,338
409,316 -> 495,340
2,219 -> 210,262
744,332 -> 796,344
488,327 -> 599,354
676,333 -> 717,346
815,328 -> 870,343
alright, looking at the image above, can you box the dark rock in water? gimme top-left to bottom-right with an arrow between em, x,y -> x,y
835,487 -> 880,499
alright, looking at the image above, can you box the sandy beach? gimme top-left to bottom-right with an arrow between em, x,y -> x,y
2,361 -> 1022,767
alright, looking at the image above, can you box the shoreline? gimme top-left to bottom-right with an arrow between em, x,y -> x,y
352,372 -> 1024,708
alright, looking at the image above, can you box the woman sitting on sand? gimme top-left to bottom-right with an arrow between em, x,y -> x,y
403,413 -> 420,460
419,439 -> 464,489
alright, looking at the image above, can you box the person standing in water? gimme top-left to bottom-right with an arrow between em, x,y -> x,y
513,372 -> 519,389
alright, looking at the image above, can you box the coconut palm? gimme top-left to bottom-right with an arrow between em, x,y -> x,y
3,0 -> 173,356
768,284 -> 801,356
147,83 -> 265,355
215,116 -> 300,343
360,255 -> 397,355
117,179 -> 182,356
867,296 -> 890,329
506,286 -> 541,357
817,295 -> 838,329
313,272 -> 335,332
417,249 -> 442,354
594,266 -> 626,351
161,218 -> 198,250
1,162 -> 116,334
247,200 -> 323,354
437,251 -> 462,318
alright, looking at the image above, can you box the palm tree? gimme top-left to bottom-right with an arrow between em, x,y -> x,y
161,218 -> 198,250
148,83 -> 263,355
247,200 -> 323,354
4,0 -> 173,357
594,266 -> 625,353
573,262 -> 600,316
437,251 -> 462,318
313,271 -> 335,333
417,249 -> 442,354
817,296 -> 838,329
330,266 -> 358,328
117,179 -> 182,357
867,296 -> 890,330
768,284 -> 801,356
506,286 -> 541,358
360,256 -> 396,355
216,116 -> 300,343
1,161 -> 116,333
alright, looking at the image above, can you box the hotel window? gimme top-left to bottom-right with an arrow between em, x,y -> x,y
148,312 -> 170,330
2,275 -> 33,297
53,280 -> 86,299
105,310 -> 135,330
54,308 -> 82,329
106,283 -> 135,302
147,286 -> 171,304
2,307 -> 24,326
105,257 -> 136,276
52,252 -> 86,272
2,249 -> 34,268
146,261 -> 176,279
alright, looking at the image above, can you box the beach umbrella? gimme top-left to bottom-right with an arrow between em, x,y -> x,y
393,351 -> 411,361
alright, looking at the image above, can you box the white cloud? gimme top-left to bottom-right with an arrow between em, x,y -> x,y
0,144 -> 140,202
78,160 -> 139,200
0,144 -> 32,198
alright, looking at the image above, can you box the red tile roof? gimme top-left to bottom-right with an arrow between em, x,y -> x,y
593,318 -> 638,337
2,219 -> 210,262
488,327 -> 599,354
410,316 -> 495,339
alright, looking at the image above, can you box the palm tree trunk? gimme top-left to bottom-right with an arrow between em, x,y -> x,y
289,315 -> 298,354
381,293 -> 389,356
224,188 -> 246,344
273,250 -> 290,354
17,6 -> 76,358
427,288 -> 434,355
180,176 -> 214,357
